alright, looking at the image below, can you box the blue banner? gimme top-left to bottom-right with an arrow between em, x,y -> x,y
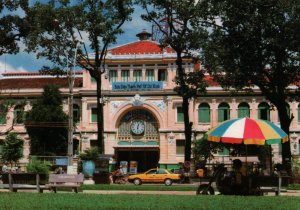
112,81 -> 163,91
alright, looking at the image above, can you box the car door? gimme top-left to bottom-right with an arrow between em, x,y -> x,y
144,169 -> 157,183
156,169 -> 168,183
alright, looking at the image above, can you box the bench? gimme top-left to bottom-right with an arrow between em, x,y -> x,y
250,175 -> 289,196
47,174 -> 84,193
0,173 -> 48,193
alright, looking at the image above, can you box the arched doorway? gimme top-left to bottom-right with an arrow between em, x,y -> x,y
115,109 -> 160,172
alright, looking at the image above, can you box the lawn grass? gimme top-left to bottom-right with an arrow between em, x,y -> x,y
0,192 -> 299,210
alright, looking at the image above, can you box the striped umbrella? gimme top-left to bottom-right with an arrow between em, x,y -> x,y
206,118 -> 289,145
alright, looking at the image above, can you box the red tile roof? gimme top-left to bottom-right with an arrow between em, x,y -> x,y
109,40 -> 175,55
0,77 -> 83,89
204,75 -> 219,86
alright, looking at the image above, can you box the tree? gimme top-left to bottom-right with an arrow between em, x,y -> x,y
202,0 -> 300,168
139,0 -> 208,161
24,85 -> 68,156
1,132 -> 23,167
25,0 -> 133,154
0,0 -> 29,55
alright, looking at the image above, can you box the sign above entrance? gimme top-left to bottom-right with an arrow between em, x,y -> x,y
112,81 -> 163,91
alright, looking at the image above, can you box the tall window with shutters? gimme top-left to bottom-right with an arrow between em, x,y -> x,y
176,106 -> 184,123
133,70 -> 142,82
198,103 -> 210,123
258,102 -> 270,121
218,103 -> 230,122
146,69 -> 154,81
238,102 -> 250,118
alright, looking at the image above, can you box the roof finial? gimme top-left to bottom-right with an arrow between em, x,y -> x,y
136,29 -> 152,41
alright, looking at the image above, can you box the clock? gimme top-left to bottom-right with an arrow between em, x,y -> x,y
131,120 -> 145,135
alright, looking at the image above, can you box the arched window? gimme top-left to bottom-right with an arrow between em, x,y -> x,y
0,111 -> 6,124
218,103 -> 230,122
13,105 -> 24,124
258,102 -> 270,120
238,102 -> 250,118
73,104 -> 80,123
0,141 -> 4,155
198,103 -> 210,123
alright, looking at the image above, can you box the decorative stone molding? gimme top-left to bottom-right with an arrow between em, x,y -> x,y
150,100 -> 166,112
167,132 -> 175,144
198,125 -> 211,132
290,133 -> 299,155
131,94 -> 146,106
110,101 -> 126,114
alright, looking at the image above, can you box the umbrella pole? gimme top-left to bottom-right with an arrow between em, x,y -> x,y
245,145 -> 248,175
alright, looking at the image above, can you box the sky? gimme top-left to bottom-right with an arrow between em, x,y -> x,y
0,6 -> 152,74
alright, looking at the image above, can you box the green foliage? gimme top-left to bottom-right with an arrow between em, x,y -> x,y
1,132 -> 23,166
202,0 -> 300,165
24,85 -> 68,156
139,0 -> 209,161
79,147 -> 99,161
24,0 -> 134,153
291,158 -> 300,178
192,136 -> 225,162
26,156 -> 51,174
0,0 -> 29,55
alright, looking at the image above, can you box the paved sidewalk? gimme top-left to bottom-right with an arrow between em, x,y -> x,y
83,190 -> 300,196
83,190 -> 196,195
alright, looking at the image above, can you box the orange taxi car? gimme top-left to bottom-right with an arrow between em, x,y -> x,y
128,168 -> 181,186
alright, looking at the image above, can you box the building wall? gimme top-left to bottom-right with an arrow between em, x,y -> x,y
0,60 -> 299,169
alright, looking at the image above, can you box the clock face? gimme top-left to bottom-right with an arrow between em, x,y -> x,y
131,120 -> 145,135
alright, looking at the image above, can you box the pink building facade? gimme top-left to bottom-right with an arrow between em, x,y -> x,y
1,33 -> 300,172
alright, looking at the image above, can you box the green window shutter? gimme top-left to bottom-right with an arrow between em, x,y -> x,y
218,103 -> 230,122
298,105 -> 300,123
238,103 -> 250,118
177,107 -> 184,123
109,70 -> 117,83
218,109 -> 224,122
91,108 -> 97,123
258,103 -> 270,120
146,70 -> 154,81
0,113 -> 6,124
73,104 -> 80,123
0,142 -> 3,154
133,70 -> 142,82
121,70 -> 129,82
158,70 -> 166,81
14,106 -> 24,124
198,103 -> 210,123
176,140 -> 185,155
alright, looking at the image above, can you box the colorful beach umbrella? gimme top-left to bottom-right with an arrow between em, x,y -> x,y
206,118 -> 288,145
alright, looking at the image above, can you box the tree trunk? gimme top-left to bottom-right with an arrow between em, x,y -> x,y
277,102 -> 292,171
176,52 -> 192,162
96,74 -> 104,154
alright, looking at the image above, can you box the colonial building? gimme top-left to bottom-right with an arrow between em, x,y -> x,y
1,31 -> 300,172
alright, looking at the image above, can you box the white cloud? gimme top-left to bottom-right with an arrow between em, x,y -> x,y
0,61 -> 27,74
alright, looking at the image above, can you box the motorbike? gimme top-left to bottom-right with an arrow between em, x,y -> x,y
196,164 -> 260,195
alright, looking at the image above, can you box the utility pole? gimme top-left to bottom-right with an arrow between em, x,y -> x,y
67,43 -> 79,166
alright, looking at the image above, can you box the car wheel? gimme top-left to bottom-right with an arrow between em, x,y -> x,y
196,184 -> 215,195
133,178 -> 142,185
164,178 -> 173,186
